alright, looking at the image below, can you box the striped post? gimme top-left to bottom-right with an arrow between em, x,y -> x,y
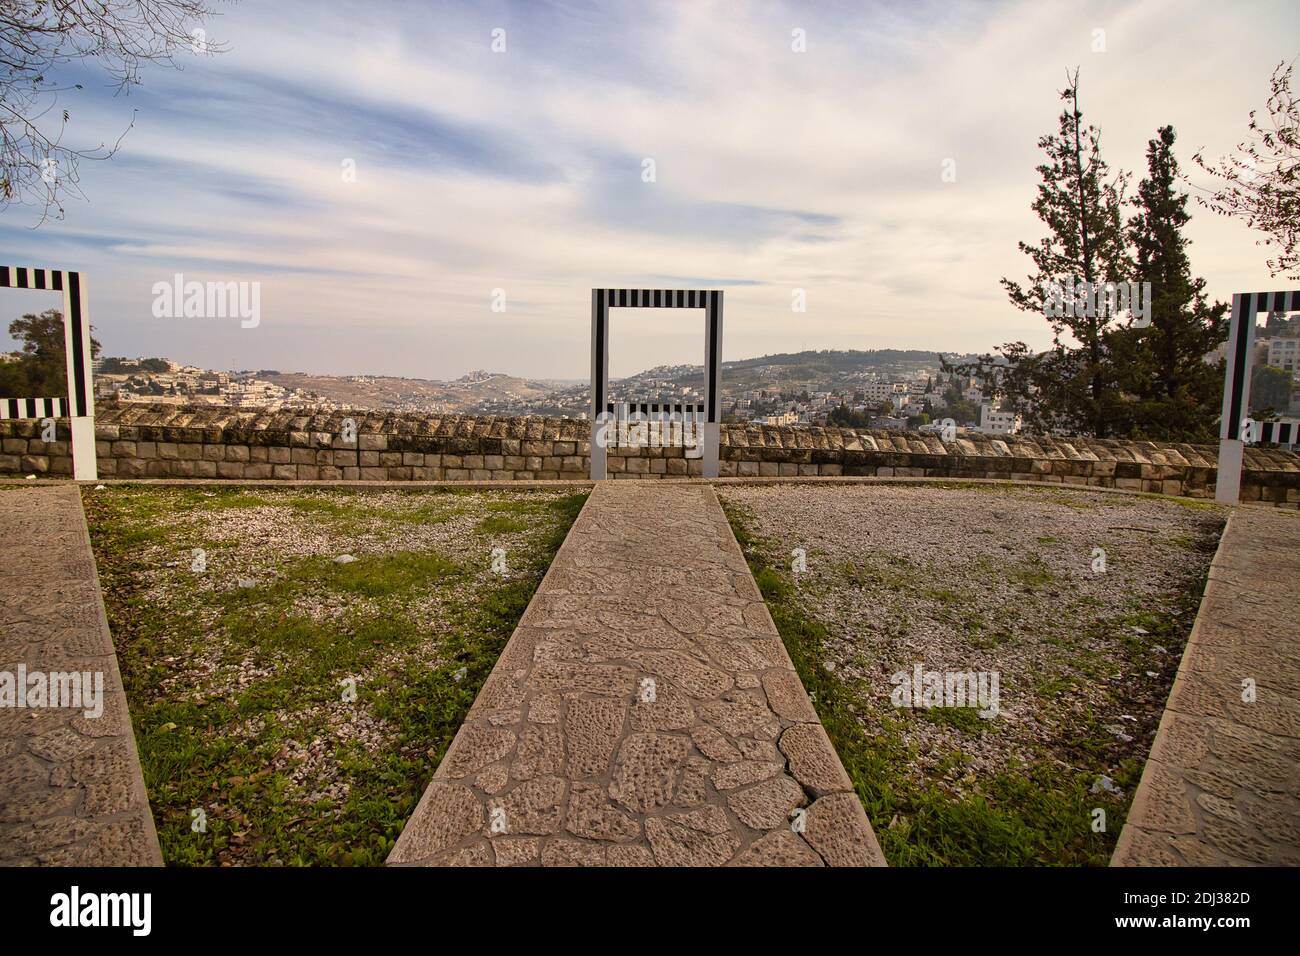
703,290 -> 723,478
590,289 -> 608,480
1,266 -> 97,480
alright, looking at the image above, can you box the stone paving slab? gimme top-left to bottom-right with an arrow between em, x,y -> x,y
0,486 -> 162,865
388,480 -> 885,866
1113,508 -> 1300,866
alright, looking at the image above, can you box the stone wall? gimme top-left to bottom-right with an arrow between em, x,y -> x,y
2,402 -> 1298,505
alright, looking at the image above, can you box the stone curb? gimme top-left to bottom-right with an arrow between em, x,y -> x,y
72,487 -> 165,866
1111,512 -> 1238,866
0,486 -> 163,866
1111,508 -> 1299,866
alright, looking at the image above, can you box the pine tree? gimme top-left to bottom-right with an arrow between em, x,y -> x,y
963,70 -> 1132,437
1110,127 -> 1227,441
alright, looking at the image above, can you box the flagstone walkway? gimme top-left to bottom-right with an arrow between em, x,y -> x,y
388,480 -> 885,866
1113,507 -> 1300,866
0,485 -> 161,865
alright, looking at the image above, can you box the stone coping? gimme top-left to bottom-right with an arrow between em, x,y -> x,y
0,474 -> 1243,499
0,474 -> 1263,502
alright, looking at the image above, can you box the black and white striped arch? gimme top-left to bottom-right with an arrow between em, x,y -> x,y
590,288 -> 724,479
1256,420 -> 1297,447
1,397 -> 67,420
605,402 -> 705,416
590,289 -> 723,424
1,266 -> 97,479
1,266 -> 94,420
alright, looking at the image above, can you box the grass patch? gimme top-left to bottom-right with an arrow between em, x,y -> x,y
476,514 -> 528,535
85,485 -> 587,866
1008,555 -> 1055,590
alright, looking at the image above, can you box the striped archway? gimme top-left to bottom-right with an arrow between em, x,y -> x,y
1217,288 -> 1300,503
589,288 -> 724,479
1,266 -> 97,479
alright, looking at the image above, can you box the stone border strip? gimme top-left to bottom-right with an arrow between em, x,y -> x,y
387,481 -> 885,866
0,473 -> 1241,498
1112,507 -> 1300,865
0,485 -> 163,865
1,478 -> 596,490
4,473 -> 1262,520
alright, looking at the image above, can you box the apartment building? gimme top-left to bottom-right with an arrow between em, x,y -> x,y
1268,337 -> 1300,374
976,403 -> 1022,435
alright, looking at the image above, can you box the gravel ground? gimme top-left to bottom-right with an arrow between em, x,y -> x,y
719,482 -> 1225,858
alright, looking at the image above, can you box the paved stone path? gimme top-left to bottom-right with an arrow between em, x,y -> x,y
0,486 -> 161,865
389,481 -> 884,866
1113,507 -> 1300,866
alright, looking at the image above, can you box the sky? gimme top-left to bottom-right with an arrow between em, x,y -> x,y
1,0 -> 1297,380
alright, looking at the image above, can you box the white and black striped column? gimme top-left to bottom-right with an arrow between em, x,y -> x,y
590,288 -> 609,480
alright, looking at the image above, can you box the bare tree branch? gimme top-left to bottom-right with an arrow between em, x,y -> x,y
1190,60 -> 1299,278
0,0 -> 225,224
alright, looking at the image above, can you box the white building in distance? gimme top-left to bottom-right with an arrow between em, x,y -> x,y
977,403 -> 1022,435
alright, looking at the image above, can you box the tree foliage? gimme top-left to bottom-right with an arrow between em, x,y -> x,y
964,70 -> 1132,437
1250,365 -> 1293,418
0,309 -> 100,396
1110,126 -> 1227,441
954,73 -> 1229,442
827,404 -> 872,428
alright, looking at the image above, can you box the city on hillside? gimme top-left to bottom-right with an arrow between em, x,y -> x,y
66,322 -> 1300,439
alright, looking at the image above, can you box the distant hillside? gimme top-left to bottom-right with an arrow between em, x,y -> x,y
725,348 -> 958,371
101,347 -> 975,415
599,348 -> 971,406
273,349 -> 976,409
260,370 -> 556,411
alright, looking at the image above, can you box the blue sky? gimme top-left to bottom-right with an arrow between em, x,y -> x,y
1,0 -> 1297,379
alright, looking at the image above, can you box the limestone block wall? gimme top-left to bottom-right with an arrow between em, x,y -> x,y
719,423 -> 1300,506
1,403 -> 1297,506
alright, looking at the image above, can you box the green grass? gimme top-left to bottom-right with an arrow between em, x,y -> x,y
476,514 -> 529,535
1138,492 -> 1219,510
85,485 -> 587,866
1008,555 -> 1056,590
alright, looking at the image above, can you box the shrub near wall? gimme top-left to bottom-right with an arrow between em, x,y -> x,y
1,403 -> 1298,506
